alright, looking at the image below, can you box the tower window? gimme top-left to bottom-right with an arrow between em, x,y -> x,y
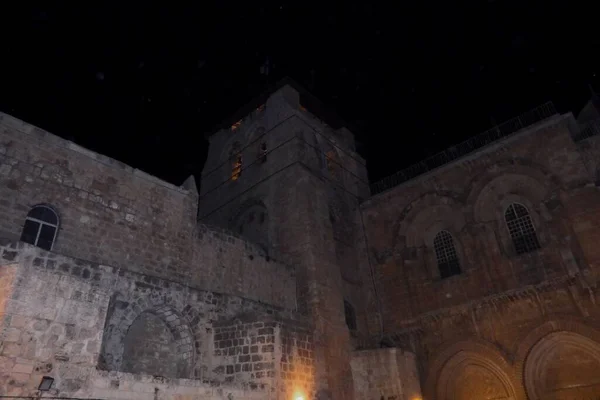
325,150 -> 336,173
21,205 -> 59,251
344,300 -> 357,331
231,153 -> 242,181
434,230 -> 461,278
505,203 -> 540,255
231,120 -> 242,131
258,142 -> 267,163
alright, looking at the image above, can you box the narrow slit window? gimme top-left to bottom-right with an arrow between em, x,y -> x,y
344,300 -> 357,331
434,230 -> 461,278
258,142 -> 267,163
231,153 -> 242,181
505,203 -> 540,255
20,205 -> 59,251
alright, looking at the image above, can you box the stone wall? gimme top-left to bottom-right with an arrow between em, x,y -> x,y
350,348 -> 421,400
0,111 -> 197,282
199,85 -> 372,399
0,110 -> 297,311
361,111 -> 600,398
0,241 -> 312,399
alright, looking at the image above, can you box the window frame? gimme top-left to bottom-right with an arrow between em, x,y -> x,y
21,205 -> 59,251
504,202 -> 541,255
433,230 -> 462,279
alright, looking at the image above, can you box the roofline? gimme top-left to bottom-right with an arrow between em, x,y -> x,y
203,76 -> 358,139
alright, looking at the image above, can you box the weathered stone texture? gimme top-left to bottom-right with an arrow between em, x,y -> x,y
0,241 -> 312,398
351,348 -> 420,400
362,109 -> 600,398
0,111 -> 196,282
199,86 -> 373,399
11,83 -> 600,399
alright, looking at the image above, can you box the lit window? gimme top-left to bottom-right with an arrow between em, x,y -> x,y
20,205 -> 59,251
344,300 -> 357,331
231,153 -> 242,181
231,120 -> 242,131
505,203 -> 540,255
258,142 -> 267,163
434,230 -> 461,278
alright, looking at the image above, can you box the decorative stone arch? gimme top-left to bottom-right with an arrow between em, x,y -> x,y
424,339 -> 520,400
392,192 -> 464,245
514,319 -> 600,400
99,293 -> 196,379
466,159 -> 557,208
393,193 -> 467,279
467,165 -> 555,258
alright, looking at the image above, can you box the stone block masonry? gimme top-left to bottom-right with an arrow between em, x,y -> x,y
0,241 -> 313,398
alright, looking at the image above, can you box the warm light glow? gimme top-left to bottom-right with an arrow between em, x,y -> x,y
231,120 -> 242,131
231,154 -> 242,181
293,394 -> 304,400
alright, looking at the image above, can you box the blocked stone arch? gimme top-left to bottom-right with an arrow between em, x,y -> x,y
99,292 -> 197,379
423,339 -> 520,400
392,193 -> 467,278
229,198 -> 270,255
514,319 -> 600,400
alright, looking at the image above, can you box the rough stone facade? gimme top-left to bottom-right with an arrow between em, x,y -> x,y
5,81 -> 600,399
361,97 -> 600,399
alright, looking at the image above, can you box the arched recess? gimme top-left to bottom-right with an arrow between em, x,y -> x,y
99,300 -> 195,379
392,192 -> 463,247
471,173 -> 549,224
229,199 -> 269,255
394,194 -> 467,279
469,170 -> 552,258
424,340 -> 519,400
523,331 -> 600,399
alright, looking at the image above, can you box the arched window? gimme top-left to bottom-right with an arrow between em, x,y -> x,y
258,142 -> 267,164
505,203 -> 540,255
20,205 -> 59,251
231,153 -> 242,181
344,300 -> 357,331
434,230 -> 461,278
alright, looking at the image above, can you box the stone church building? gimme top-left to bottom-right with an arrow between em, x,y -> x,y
1,80 -> 600,399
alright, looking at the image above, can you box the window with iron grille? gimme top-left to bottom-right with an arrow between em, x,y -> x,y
434,230 -> 461,278
504,203 -> 540,255
20,205 -> 59,251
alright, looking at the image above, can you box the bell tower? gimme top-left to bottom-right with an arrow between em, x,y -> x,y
198,79 -> 371,399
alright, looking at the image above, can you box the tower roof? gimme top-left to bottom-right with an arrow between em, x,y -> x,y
204,77 -> 356,139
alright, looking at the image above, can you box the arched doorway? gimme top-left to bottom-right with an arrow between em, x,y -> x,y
435,351 -> 516,400
524,331 -> 600,399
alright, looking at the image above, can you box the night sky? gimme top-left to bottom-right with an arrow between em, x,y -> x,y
1,2 -> 598,188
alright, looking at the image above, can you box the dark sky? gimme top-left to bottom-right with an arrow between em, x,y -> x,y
1,2 -> 598,187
